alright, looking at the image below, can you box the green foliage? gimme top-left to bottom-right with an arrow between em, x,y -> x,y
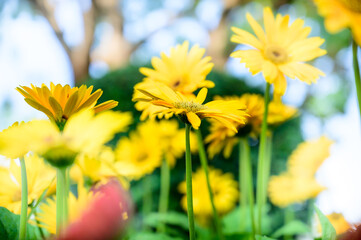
271,220 -> 311,238
314,205 -> 337,240
128,232 -> 183,240
0,207 -> 39,240
143,212 -> 190,230
255,235 -> 277,240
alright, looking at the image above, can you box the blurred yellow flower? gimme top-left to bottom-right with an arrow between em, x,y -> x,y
134,41 -> 214,120
36,182 -> 95,234
268,136 -> 333,207
0,154 -> 55,214
231,7 -> 326,95
313,0 -> 361,45
0,110 -> 132,167
268,174 -> 325,207
17,83 -> 118,124
178,168 -> 238,223
288,136 -> 333,178
133,83 -> 247,131
137,120 -> 197,167
112,125 -> 163,180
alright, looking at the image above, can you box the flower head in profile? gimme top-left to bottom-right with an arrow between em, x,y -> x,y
231,7 -> 326,95
17,83 -> 118,125
134,41 -> 214,120
133,83 -> 247,131
268,136 -> 333,207
178,168 -> 238,224
0,154 -> 55,214
313,0 -> 361,45
0,110 -> 132,167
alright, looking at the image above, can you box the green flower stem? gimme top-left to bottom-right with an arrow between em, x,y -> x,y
352,40 -> 361,120
240,138 -> 256,238
157,158 -> 170,232
56,167 -> 67,235
196,129 -> 224,240
262,132 -> 273,205
185,124 -> 196,240
256,82 -> 271,235
19,157 -> 28,240
284,206 -> 295,240
64,167 -> 70,222
240,139 -> 248,231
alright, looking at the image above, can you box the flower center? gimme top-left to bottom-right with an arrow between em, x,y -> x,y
339,0 -> 361,12
265,45 -> 288,64
173,101 -> 207,112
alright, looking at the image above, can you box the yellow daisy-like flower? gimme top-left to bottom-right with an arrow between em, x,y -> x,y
133,83 -> 248,131
268,136 -> 332,207
288,136 -> 333,178
112,124 -> 163,180
0,154 -> 55,214
326,213 -> 351,235
205,121 -> 239,159
0,110 -> 132,167
205,94 -> 297,158
178,168 -> 238,223
268,173 -> 325,207
230,7 -> 326,95
313,0 -> 361,45
36,182 -> 95,234
268,100 -> 298,126
17,83 -> 118,124
136,120 -> 197,167
134,41 -> 215,120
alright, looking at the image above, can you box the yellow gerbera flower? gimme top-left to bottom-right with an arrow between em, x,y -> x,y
36,182 -> 95,234
287,136 -> 333,178
268,100 -> 298,126
0,154 -> 55,214
136,120 -> 197,167
230,7 -> 326,95
112,124 -> 163,180
268,173 -> 325,207
205,94 -> 297,158
268,136 -> 332,207
313,0 -> 361,45
17,83 -> 118,124
0,110 -> 132,167
134,41 -> 215,120
178,168 -> 238,223
133,83 -> 247,131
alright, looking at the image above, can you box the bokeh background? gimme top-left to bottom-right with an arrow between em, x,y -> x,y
0,0 -> 360,229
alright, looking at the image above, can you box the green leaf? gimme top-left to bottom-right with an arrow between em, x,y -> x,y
128,232 -> 183,240
0,207 -> 40,240
222,206 -> 272,235
255,235 -> 277,240
143,212 -> 189,230
314,205 -> 337,240
272,220 -> 311,238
